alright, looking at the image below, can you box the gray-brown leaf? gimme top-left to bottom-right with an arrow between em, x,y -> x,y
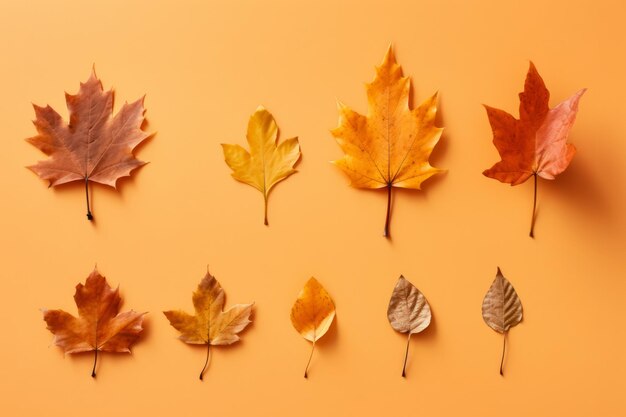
482,267 -> 523,333
387,276 -> 431,334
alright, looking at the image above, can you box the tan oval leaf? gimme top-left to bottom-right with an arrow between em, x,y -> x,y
387,275 -> 431,377
482,267 -> 523,376
482,267 -> 523,333
387,275 -> 431,334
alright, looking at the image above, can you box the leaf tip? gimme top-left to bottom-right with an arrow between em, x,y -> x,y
385,42 -> 393,56
382,44 -> 396,65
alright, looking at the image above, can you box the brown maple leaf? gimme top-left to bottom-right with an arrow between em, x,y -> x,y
483,62 -> 585,237
27,70 -> 151,220
43,268 -> 146,378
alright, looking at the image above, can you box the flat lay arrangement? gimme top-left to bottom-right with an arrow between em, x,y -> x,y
3,2 -> 624,417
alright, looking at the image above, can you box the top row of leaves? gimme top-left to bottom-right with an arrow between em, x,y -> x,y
27,47 -> 585,238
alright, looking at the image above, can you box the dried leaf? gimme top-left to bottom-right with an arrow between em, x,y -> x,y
483,62 -> 585,237
387,275 -> 431,377
290,277 -> 335,378
27,70 -> 151,220
163,268 -> 253,380
42,268 -> 146,378
481,267 -> 523,376
222,106 -> 301,225
331,46 -> 443,237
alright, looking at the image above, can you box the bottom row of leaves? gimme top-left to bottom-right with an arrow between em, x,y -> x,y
43,267 -> 523,379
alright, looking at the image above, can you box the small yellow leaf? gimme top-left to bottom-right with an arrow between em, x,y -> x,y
290,277 -> 335,378
222,106 -> 301,225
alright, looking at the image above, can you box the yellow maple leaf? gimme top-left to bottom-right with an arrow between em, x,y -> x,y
331,46 -> 444,237
163,268 -> 254,380
222,106 -> 301,225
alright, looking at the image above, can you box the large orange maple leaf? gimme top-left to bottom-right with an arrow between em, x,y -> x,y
331,47 -> 443,238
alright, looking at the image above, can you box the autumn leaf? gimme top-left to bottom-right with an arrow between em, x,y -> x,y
482,267 -> 523,376
290,277 -> 335,378
387,276 -> 431,377
222,106 -> 301,225
483,62 -> 585,237
163,268 -> 254,380
42,268 -> 146,378
331,46 -> 443,237
27,69 -> 151,221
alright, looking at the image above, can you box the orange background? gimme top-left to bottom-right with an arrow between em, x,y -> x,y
1,0 -> 625,416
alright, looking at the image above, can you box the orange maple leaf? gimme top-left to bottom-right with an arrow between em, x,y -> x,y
43,268 -> 146,378
27,70 -> 151,220
483,62 -> 585,237
331,47 -> 443,238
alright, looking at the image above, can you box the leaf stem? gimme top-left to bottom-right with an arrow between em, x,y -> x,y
402,333 -> 411,377
384,183 -> 392,238
263,194 -> 268,226
199,343 -> 211,381
85,177 -> 93,221
304,341 -> 315,378
529,173 -> 537,238
500,331 -> 507,376
91,348 -> 98,378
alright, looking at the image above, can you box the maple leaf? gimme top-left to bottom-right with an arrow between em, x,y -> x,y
481,267 -> 523,376
42,268 -> 146,378
331,46 -> 443,237
290,277 -> 335,378
163,268 -> 254,380
27,70 -> 151,221
387,276 -> 431,377
222,106 -> 301,225
483,62 -> 585,237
